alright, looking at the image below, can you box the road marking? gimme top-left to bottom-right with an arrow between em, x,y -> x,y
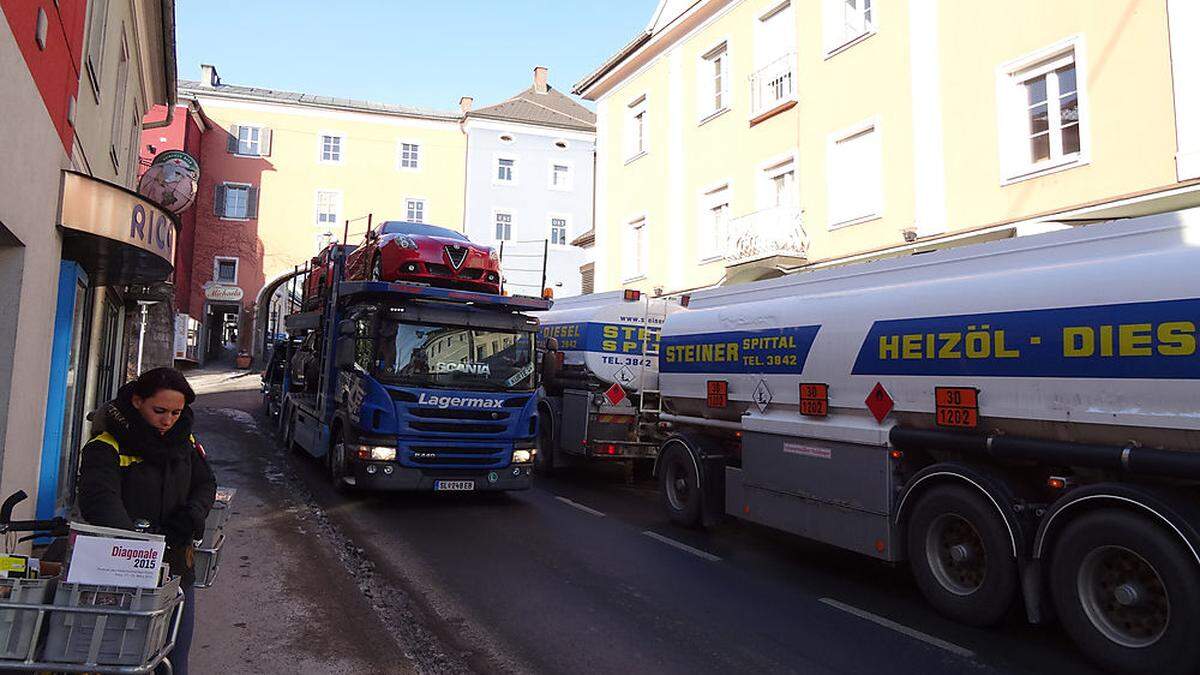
554,496 -> 605,517
818,598 -> 975,659
642,531 -> 722,562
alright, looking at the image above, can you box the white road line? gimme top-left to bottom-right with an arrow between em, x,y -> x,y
642,531 -> 722,562
554,496 -> 606,517
818,598 -> 975,659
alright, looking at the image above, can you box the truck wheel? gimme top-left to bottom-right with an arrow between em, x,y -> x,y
327,430 -> 352,493
907,484 -> 1017,627
1050,510 -> 1200,675
533,425 -> 555,476
659,440 -> 702,528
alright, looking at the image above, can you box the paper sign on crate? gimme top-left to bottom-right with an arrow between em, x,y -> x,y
67,535 -> 165,589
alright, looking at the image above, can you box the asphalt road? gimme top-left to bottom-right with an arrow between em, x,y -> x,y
207,384 -> 1102,675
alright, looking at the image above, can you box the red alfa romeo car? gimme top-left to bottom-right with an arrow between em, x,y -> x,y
345,221 -> 501,294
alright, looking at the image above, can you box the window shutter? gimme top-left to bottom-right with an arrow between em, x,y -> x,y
227,126 -> 239,154
214,185 -> 226,216
247,187 -> 260,219
261,129 -> 272,156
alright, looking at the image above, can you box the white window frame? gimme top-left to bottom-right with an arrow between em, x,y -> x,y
698,40 -> 730,123
235,124 -> 264,157
826,117 -> 883,229
213,256 -> 239,285
493,209 -> 515,242
626,95 -> 649,162
221,182 -> 252,221
108,30 -> 129,171
548,213 -> 571,246
548,160 -> 575,191
759,153 -> 799,210
398,140 -> 421,171
318,132 -> 344,164
405,197 -> 427,223
824,0 -> 876,58
996,35 -> 1090,185
493,153 -> 518,186
697,182 -> 731,263
622,215 -> 648,282
315,190 -> 341,228
84,0 -> 110,100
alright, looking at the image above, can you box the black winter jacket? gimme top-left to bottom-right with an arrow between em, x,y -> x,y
76,383 -> 217,586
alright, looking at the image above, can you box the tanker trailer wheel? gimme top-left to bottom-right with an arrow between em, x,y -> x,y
533,424 -> 555,477
659,440 -> 702,528
1049,510 -> 1200,675
907,485 -> 1017,626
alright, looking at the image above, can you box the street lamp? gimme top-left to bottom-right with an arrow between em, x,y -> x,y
135,300 -> 160,375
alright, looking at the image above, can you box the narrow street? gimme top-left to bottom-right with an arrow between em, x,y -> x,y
192,375 -> 1102,675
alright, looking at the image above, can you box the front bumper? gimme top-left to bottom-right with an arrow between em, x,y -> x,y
350,460 -> 533,491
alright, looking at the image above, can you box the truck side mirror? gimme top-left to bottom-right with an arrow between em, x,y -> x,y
335,337 -> 356,369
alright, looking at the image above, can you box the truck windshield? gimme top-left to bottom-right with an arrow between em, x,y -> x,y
375,321 -> 536,391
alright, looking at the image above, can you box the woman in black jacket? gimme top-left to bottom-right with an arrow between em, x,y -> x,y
76,367 -> 216,675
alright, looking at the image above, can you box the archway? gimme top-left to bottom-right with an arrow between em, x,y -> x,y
251,267 -> 307,367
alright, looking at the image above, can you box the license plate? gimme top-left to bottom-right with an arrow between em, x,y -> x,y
434,480 -> 476,492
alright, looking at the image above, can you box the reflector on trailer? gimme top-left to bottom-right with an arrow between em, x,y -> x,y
623,289 -> 641,302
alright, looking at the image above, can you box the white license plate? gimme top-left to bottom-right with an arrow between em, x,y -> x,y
434,480 -> 476,491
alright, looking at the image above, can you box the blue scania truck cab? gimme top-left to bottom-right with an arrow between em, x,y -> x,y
281,277 -> 552,492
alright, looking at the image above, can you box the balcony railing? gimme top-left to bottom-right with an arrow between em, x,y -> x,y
725,206 -> 808,266
749,53 -> 797,117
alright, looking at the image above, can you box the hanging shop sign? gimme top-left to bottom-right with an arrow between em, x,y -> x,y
205,284 -> 244,302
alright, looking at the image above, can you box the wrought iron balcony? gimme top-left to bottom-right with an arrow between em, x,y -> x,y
725,206 -> 808,266
749,54 -> 797,117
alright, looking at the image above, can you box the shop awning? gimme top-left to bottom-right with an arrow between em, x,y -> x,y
58,171 -> 180,286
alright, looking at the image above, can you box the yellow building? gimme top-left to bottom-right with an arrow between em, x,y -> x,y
575,0 -> 1200,294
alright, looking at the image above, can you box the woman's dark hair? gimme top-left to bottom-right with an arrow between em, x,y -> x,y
132,367 -> 196,405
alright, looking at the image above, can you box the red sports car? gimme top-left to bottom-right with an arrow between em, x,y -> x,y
303,243 -> 356,310
345,221 -> 501,294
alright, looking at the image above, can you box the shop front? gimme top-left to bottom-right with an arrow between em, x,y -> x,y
37,171 -> 178,520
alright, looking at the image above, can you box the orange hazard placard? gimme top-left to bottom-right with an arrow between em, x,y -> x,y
799,383 -> 828,417
707,381 -> 728,408
935,387 -> 979,428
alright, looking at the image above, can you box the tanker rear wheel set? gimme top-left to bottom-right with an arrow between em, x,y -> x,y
659,441 -> 702,528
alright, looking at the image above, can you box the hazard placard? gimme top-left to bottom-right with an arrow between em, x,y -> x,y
866,382 -> 894,423
935,386 -> 979,428
799,383 -> 828,417
604,382 -> 626,406
706,380 -> 728,408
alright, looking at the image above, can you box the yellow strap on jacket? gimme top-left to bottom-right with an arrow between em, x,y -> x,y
90,432 -> 198,468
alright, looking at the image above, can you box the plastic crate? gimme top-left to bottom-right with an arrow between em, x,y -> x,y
0,576 -> 55,660
41,576 -> 180,666
200,500 -> 228,549
193,533 -> 224,588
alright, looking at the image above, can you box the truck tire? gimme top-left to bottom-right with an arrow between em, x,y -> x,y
907,484 -> 1017,627
327,429 -> 353,494
533,424 -> 555,476
1049,510 -> 1200,675
659,440 -> 702,528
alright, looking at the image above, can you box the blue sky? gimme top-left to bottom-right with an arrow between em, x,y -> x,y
176,0 -> 654,112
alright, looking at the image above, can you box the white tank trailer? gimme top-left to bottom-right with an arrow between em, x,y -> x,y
655,208 -> 1200,674
534,291 -> 686,471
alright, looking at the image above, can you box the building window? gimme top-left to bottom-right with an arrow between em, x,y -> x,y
626,95 -> 648,160
406,198 -> 425,223
753,2 -> 796,117
399,142 -> 420,169
700,43 -> 729,119
699,185 -> 729,261
495,212 -> 513,241
215,183 -> 258,220
214,257 -> 239,284
825,0 -> 873,55
623,217 -> 647,280
550,162 -> 572,190
550,217 -> 567,245
998,40 -> 1086,182
320,134 -> 342,162
496,157 -> 516,184
827,121 -> 881,227
763,158 -> 797,208
229,125 -> 271,157
580,262 -> 595,295
316,191 -> 340,227
84,0 -> 109,96
108,31 -> 129,170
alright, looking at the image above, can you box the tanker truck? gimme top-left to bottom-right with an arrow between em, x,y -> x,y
655,207 -> 1200,674
534,290 -> 687,476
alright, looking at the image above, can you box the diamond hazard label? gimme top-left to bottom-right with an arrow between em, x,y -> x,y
753,379 -> 773,413
866,382 -> 894,423
605,382 -> 626,406
615,365 -> 636,386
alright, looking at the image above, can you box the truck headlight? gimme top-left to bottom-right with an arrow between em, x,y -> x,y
511,449 -> 533,464
355,445 -> 396,461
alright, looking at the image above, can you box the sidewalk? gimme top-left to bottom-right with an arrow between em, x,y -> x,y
186,371 -> 415,674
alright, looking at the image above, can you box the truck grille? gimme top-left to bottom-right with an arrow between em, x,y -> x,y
409,421 -> 506,434
407,445 -> 505,467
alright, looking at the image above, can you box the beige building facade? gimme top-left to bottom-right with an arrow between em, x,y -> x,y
576,0 -> 1200,294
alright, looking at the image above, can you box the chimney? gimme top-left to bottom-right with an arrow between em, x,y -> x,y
200,63 -> 220,88
459,96 -> 473,115
533,66 -> 548,94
